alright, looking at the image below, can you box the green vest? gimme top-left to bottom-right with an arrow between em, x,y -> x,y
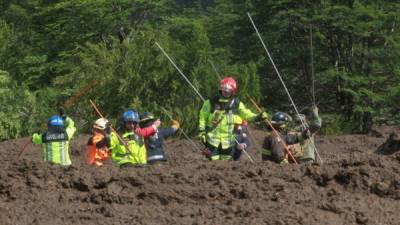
199,98 -> 257,149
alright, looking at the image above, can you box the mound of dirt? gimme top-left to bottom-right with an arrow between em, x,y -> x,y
376,132 -> 400,155
1,126 -> 400,225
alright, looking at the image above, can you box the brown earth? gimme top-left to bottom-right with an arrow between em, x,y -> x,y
1,125 -> 400,225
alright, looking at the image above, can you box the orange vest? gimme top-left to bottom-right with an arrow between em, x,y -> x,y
86,132 -> 110,166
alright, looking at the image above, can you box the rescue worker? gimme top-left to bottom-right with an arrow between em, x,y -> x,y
232,121 -> 251,161
110,109 -> 160,167
139,112 -> 180,164
86,118 -> 111,166
262,112 -> 310,164
199,76 -> 268,161
32,110 -> 76,166
293,106 -> 322,165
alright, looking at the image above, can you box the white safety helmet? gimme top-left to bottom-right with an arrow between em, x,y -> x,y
93,118 -> 109,130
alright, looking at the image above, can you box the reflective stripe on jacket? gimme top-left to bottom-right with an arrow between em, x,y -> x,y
145,127 -> 177,163
32,117 -> 76,166
199,98 -> 257,149
110,131 -> 147,165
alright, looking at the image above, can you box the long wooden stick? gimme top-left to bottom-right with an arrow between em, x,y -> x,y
64,80 -> 98,108
16,139 -> 32,160
19,81 -> 98,161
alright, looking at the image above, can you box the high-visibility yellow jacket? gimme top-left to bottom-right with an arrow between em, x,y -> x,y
199,97 -> 257,149
110,125 -> 156,166
32,117 -> 76,166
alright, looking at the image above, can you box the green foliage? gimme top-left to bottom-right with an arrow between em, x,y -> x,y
321,113 -> 353,136
0,70 -> 38,140
0,19 -> 17,71
1,0 -> 400,139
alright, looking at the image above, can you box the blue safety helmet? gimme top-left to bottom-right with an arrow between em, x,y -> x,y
48,115 -> 64,127
123,109 -> 139,123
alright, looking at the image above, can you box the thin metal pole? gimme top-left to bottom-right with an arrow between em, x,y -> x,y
160,107 -> 204,153
208,60 -> 222,80
310,24 -> 316,106
156,42 -> 254,163
155,42 -> 205,102
247,12 -> 323,164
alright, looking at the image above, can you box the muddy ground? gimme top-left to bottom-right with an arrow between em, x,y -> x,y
1,125 -> 400,225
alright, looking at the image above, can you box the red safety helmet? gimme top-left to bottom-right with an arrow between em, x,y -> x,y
219,76 -> 237,95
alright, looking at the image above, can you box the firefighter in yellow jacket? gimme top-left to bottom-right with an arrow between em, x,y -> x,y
199,76 -> 268,160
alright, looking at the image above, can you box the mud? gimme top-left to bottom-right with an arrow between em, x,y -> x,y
376,132 -> 400,155
1,125 -> 400,225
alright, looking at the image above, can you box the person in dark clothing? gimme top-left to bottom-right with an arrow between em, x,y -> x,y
139,112 -> 180,164
262,112 -> 311,164
232,121 -> 251,161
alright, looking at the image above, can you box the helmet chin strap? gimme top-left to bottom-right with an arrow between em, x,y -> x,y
219,90 -> 233,99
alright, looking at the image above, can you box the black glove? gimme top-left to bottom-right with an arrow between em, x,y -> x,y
105,135 -> 111,148
302,128 -> 311,138
105,124 -> 112,135
202,148 -> 212,158
59,107 -> 66,120
105,123 -> 112,147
